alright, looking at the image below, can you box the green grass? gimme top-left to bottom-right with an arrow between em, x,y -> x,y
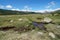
0,14 -> 60,40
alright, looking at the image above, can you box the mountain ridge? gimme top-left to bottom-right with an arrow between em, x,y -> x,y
0,9 -> 60,15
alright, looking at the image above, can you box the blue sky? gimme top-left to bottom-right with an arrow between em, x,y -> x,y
0,0 -> 60,12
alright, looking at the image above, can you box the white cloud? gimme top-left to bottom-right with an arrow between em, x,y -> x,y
6,5 -> 12,8
55,8 -> 60,10
0,4 -> 59,13
49,1 -> 55,5
24,5 -> 32,9
45,5 -> 51,9
45,1 -> 56,9
34,10 -> 49,13
34,8 -> 60,13
11,8 -> 20,11
20,4 -> 58,13
0,5 -> 4,9
21,5 -> 32,11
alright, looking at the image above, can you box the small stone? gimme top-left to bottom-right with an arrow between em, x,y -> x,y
10,20 -> 13,22
43,17 -> 52,23
57,25 -> 60,28
18,18 -> 23,21
37,32 -> 43,35
49,32 -> 55,38
31,30 -> 35,32
26,25 -> 29,27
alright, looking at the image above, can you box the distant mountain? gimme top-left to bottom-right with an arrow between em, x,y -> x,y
0,9 -> 60,15
0,9 -> 38,15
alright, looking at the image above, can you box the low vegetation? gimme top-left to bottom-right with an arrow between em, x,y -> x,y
0,9 -> 60,40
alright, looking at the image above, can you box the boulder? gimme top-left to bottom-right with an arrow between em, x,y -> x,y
43,17 -> 52,23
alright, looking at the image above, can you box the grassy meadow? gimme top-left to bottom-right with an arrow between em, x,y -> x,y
0,14 -> 60,40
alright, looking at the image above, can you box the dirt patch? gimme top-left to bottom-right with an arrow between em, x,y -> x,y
0,26 -> 16,31
0,22 -> 55,32
14,26 -> 35,33
0,26 -> 34,33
